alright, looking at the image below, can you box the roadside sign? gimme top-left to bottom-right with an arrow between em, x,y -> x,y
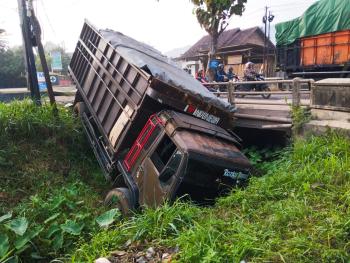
50,75 -> 59,85
37,72 -> 60,90
37,72 -> 47,91
51,51 -> 63,71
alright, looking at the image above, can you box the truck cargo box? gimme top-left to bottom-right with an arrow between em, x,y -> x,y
69,21 -> 238,175
301,30 -> 350,66
277,30 -> 350,77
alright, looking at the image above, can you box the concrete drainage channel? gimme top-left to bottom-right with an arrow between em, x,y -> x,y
0,88 -> 29,102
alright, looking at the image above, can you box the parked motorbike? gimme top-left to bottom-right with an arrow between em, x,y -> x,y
235,74 -> 271,99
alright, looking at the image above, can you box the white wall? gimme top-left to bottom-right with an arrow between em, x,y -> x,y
177,60 -> 203,77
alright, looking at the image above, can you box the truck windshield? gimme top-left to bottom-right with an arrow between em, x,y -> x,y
158,150 -> 183,186
150,135 -> 182,186
150,135 -> 176,173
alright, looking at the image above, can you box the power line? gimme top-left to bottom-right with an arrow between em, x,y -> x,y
243,7 -> 264,17
39,0 -> 57,38
272,2 -> 316,9
242,0 -> 317,19
271,3 -> 316,14
32,0 -> 45,39
0,4 -> 17,12
270,0 -> 317,8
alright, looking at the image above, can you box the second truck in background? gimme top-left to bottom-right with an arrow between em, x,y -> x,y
276,0 -> 350,79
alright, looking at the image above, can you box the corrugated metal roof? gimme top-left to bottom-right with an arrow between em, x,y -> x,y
181,27 -> 275,59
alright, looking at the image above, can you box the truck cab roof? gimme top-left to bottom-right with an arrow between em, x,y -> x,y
159,110 -> 240,146
159,111 -> 250,170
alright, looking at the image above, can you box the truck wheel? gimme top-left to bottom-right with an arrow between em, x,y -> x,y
112,173 -> 126,188
104,187 -> 132,216
73,102 -> 87,117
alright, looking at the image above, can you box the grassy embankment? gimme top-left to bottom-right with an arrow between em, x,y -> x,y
1,100 -> 349,262
0,100 -> 111,262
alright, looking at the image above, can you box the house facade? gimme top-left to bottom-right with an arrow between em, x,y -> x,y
178,27 -> 276,77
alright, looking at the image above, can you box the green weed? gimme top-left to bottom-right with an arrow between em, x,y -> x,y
74,132 -> 350,262
0,100 -> 112,262
2,100 -> 350,263
72,201 -> 199,262
291,105 -> 311,135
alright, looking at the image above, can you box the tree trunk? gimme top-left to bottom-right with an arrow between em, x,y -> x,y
206,32 -> 218,82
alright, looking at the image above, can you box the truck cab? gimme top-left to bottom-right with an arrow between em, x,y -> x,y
107,111 -> 252,213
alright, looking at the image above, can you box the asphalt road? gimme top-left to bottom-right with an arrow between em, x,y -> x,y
0,86 -> 311,110
0,86 -> 77,104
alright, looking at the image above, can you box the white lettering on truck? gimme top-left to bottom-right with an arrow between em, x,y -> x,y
223,169 -> 247,180
192,109 -> 220,125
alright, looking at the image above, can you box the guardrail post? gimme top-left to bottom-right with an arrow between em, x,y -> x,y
309,79 -> 315,108
292,78 -> 301,107
228,82 -> 235,105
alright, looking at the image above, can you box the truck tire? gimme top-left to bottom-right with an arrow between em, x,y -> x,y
112,173 -> 126,188
104,187 -> 133,216
73,102 -> 87,117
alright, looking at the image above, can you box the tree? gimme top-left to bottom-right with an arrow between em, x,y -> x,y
0,47 -> 27,88
191,0 -> 247,79
0,29 -> 7,50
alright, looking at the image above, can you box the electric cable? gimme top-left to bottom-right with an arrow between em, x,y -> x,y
39,0 -> 58,43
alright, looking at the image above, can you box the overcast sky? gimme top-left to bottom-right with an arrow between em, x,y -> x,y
0,0 -> 318,53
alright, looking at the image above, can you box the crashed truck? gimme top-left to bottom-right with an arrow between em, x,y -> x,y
68,21 -> 252,215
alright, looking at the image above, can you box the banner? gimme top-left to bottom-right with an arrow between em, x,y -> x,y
51,51 -> 63,71
36,72 -> 60,90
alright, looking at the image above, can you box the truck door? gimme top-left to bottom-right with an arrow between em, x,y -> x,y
139,133 -> 183,207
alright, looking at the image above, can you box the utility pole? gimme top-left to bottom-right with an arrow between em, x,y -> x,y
17,0 -> 29,91
17,0 -> 41,105
262,6 -> 268,76
27,0 -> 56,106
17,0 -> 56,107
263,7 -> 275,77
267,11 -> 275,77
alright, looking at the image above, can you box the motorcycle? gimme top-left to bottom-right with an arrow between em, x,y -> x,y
235,74 -> 271,99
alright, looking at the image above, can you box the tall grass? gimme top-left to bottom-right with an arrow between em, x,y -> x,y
72,201 -> 200,262
1,100 -> 349,262
0,99 -> 77,140
74,132 -> 350,262
0,100 -> 104,212
0,100 -> 109,262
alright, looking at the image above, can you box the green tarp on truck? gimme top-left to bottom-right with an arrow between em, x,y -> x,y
276,0 -> 350,46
